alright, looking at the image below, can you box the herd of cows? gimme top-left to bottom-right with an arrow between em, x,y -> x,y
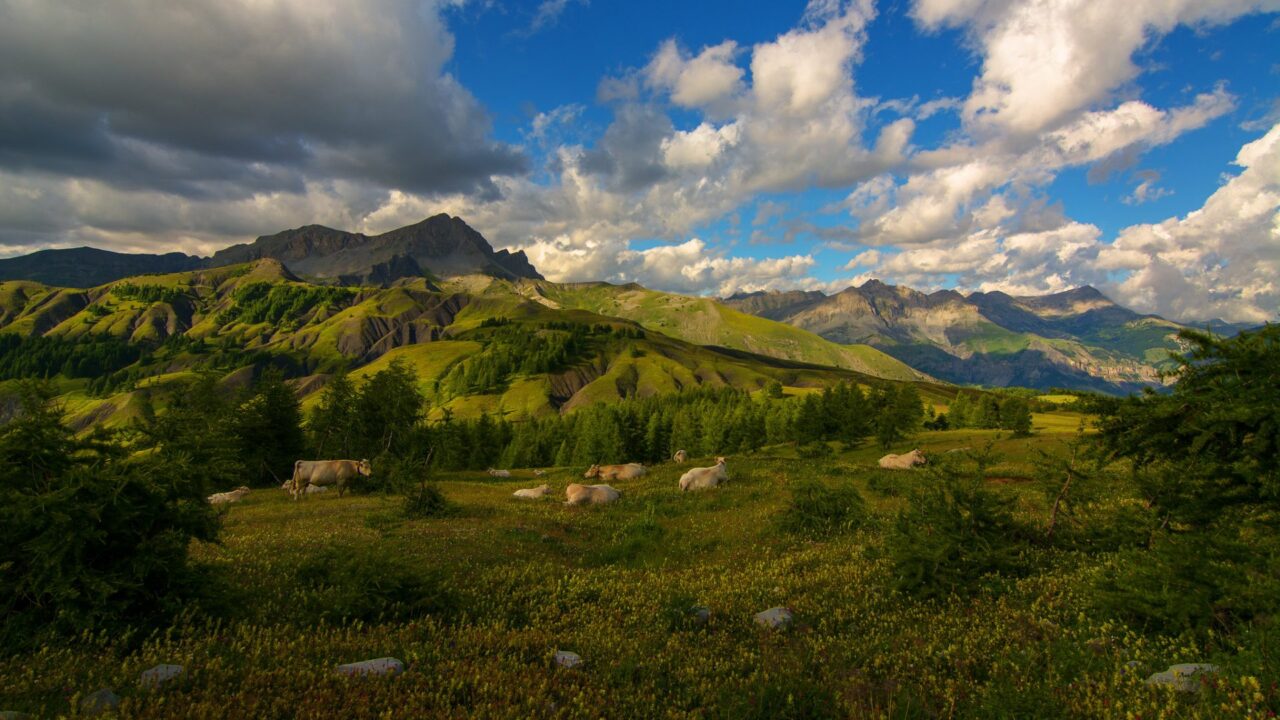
206,449 -> 930,506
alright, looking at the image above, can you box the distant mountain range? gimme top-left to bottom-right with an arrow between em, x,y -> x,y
0,214 -> 1251,394
0,214 -> 541,287
723,281 -> 1220,393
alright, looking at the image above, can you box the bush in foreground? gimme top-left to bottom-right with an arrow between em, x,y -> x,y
0,383 -> 219,650
295,545 -> 454,624
885,460 -> 1028,599
776,481 -> 868,539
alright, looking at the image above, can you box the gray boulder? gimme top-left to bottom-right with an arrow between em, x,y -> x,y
1145,663 -> 1221,692
690,606 -> 711,626
139,663 -> 184,689
553,650 -> 582,669
80,688 -> 121,716
336,657 -> 404,677
754,607 -> 794,630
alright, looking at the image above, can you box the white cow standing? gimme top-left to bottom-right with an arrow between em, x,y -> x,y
679,457 -> 728,491
488,468 -> 512,478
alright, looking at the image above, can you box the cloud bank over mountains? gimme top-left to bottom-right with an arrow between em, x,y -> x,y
0,0 -> 1276,322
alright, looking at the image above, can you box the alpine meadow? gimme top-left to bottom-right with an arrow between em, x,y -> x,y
1,1 -> 1278,719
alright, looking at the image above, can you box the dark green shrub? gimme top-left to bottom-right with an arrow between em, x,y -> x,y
402,483 -> 454,520
796,440 -> 834,459
885,467 -> 1027,599
0,383 -> 220,649
776,481 -> 868,538
865,471 -> 902,497
295,545 -> 454,624
1092,530 -> 1280,634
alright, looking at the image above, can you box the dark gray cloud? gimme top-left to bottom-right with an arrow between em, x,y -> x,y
0,0 -> 525,201
579,104 -> 673,192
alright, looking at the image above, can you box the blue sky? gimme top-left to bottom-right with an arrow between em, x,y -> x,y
0,0 -> 1277,321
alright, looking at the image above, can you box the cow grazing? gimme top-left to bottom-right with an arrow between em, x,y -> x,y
488,468 -> 512,478
878,449 -> 927,470
291,459 -> 372,499
679,457 -> 728,491
209,486 -> 251,505
565,483 -> 621,506
583,463 -> 646,481
672,449 -> 688,464
513,484 -> 551,500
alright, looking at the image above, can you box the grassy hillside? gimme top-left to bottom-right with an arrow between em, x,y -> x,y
0,264 -> 944,428
517,280 -> 929,382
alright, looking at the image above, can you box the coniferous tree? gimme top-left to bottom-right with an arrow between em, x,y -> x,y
974,395 -> 1001,429
233,368 -> 306,486
1001,397 -> 1033,437
1,382 -> 220,648
138,372 -> 242,493
355,358 -> 424,457
948,392 -> 973,428
309,371 -> 358,457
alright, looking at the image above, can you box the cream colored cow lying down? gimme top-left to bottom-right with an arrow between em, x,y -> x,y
513,484 -> 551,499
208,486 -> 251,504
879,449 -> 927,469
583,463 -> 646,481
565,483 -> 621,505
679,457 -> 728,491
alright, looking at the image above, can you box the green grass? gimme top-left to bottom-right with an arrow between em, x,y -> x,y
537,280 -> 929,382
4,421 -> 1275,718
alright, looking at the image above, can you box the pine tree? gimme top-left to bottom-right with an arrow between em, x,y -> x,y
233,368 -> 306,486
974,395 -> 1001,429
355,358 -> 423,457
309,371 -> 357,457
1001,397 -> 1033,437
948,392 -> 973,429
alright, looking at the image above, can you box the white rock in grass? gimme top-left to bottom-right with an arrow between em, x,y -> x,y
80,688 -> 120,716
1145,663 -> 1220,692
336,657 -> 404,677
139,663 -> 184,689
754,607 -> 794,630
553,651 -> 582,669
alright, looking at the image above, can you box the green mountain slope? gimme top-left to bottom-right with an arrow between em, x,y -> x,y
0,263 -> 940,429
496,279 -> 929,383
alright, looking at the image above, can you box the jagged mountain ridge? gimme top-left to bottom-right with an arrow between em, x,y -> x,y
724,281 -> 1192,393
210,214 -> 542,284
0,214 -> 541,287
